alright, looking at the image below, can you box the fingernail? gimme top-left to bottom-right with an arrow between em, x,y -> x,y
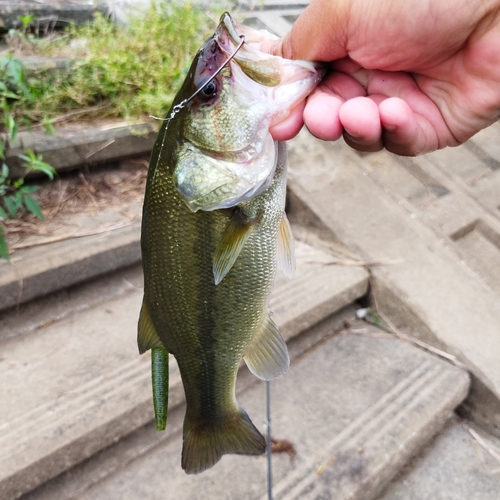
383,122 -> 398,133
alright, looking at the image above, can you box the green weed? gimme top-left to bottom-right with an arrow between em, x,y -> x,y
10,2 -> 220,123
0,53 -> 56,260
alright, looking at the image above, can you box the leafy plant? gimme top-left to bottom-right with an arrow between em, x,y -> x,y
18,14 -> 35,31
6,13 -> 42,55
0,52 -> 55,260
0,157 -> 56,260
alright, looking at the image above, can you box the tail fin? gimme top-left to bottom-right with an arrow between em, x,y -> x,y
181,407 -> 266,474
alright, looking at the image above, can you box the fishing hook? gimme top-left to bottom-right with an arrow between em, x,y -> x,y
150,34 -> 246,184
150,34 -> 246,122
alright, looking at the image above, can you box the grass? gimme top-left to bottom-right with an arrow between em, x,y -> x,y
6,1 -> 227,125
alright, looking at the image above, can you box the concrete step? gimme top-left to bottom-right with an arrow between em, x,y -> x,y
20,325 -> 469,500
0,199 -> 143,313
286,128 -> 500,440
0,240 -> 369,500
6,120 -> 157,179
378,415 -> 500,499
0,1 -> 107,33
244,9 -> 303,37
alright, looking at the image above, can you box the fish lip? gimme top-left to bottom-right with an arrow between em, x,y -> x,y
216,12 -> 325,88
219,13 -> 242,45
216,13 -> 279,61
218,12 -> 279,46
195,139 -> 263,164
217,13 -> 324,70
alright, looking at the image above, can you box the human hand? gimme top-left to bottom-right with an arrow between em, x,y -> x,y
265,0 -> 500,156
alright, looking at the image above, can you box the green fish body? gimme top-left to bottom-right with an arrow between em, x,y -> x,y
138,13 -> 322,474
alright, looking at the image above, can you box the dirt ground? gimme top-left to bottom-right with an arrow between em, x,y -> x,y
3,156 -> 148,254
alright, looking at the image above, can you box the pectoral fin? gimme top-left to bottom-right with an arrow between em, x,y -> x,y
243,315 -> 289,380
213,210 -> 258,285
277,211 -> 296,278
137,298 -> 163,354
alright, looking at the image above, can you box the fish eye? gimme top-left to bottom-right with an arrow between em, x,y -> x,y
201,81 -> 217,98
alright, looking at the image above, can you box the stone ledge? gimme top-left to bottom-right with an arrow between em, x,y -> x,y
378,415 -> 500,500
0,1 -> 108,32
26,330 -> 469,500
0,213 -> 142,312
7,120 -> 157,179
286,129 -> 500,439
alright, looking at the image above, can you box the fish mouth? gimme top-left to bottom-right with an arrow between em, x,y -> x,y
215,13 -> 282,87
173,14 -> 324,213
216,13 -> 324,89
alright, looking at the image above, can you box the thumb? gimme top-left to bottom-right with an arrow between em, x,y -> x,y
257,35 -> 292,59
261,0 -> 347,61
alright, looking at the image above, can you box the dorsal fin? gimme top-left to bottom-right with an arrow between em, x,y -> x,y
213,210 -> 258,285
277,211 -> 296,278
243,314 -> 289,380
137,297 -> 163,354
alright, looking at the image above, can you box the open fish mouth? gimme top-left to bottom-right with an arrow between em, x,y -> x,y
171,13 -> 324,212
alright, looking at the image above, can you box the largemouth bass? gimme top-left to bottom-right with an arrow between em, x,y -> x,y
138,13 -> 322,474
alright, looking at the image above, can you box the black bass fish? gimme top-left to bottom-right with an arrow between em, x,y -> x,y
138,12 -> 322,474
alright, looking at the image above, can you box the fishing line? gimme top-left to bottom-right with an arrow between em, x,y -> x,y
266,380 -> 273,500
149,34 -> 245,183
149,34 -> 245,122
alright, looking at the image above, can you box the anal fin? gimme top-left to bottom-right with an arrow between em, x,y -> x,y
137,297 -> 163,354
243,315 -> 289,380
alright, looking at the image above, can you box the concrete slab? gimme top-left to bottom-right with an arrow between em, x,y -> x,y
240,0 -> 310,10
26,331 -> 469,500
6,121 -> 156,179
245,10 -> 301,37
0,1 -> 107,32
286,130 -> 500,439
378,415 -> 500,499
0,241 -> 368,500
0,201 -> 143,312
